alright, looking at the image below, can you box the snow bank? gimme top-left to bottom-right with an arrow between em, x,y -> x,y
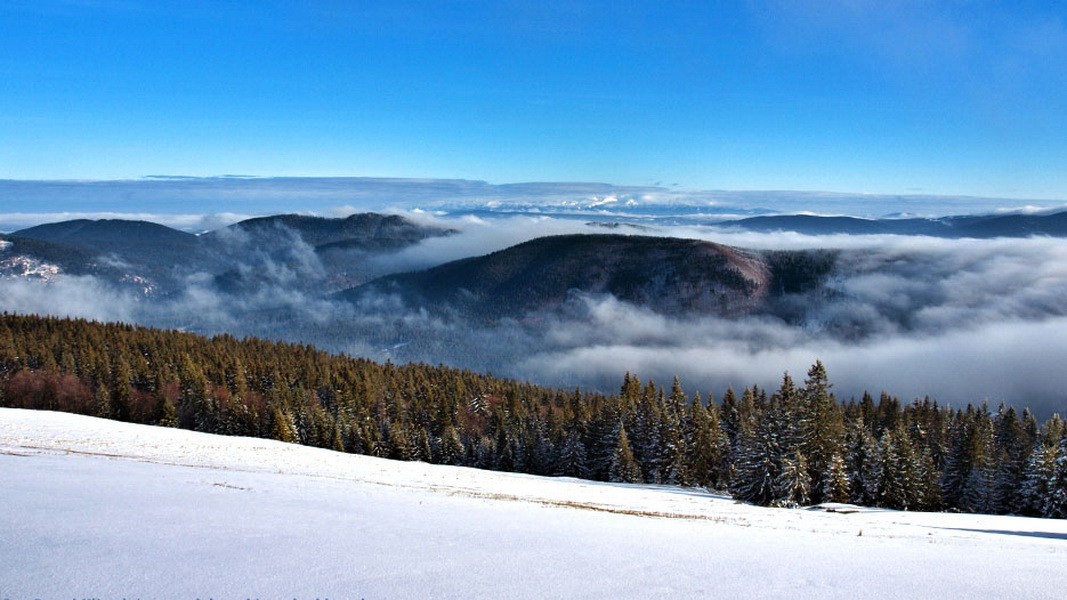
2,408 -> 1065,599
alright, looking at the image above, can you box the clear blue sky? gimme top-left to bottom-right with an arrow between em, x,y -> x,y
2,1 -> 1066,199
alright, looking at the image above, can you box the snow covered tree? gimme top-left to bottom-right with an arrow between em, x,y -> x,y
845,422 -> 881,507
731,410 -> 784,506
556,429 -> 590,479
1043,438 -> 1067,518
801,361 -> 844,504
877,425 -> 920,510
915,449 -> 944,512
609,422 -> 643,483
774,450 -> 811,507
822,452 -> 851,504
719,386 -> 741,455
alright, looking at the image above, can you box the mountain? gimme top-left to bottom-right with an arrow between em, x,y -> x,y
203,212 -> 456,293
207,212 -> 455,253
12,219 -> 201,264
947,211 -> 1067,237
0,234 -> 101,277
343,233 -> 836,321
5,213 -> 454,294
723,210 -> 1067,237
0,233 -> 152,291
11,219 -> 206,289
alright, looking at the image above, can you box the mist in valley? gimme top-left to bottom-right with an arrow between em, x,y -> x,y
4,210 -> 1066,418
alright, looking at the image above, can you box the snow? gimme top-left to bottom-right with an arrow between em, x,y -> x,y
2,408 -> 1066,599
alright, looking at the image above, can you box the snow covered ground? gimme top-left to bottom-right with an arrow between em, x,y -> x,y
3,408 -> 1066,599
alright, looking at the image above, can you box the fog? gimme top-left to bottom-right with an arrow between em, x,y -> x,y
4,211 -> 1067,418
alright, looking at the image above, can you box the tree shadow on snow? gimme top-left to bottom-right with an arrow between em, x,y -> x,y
934,527 -> 1067,541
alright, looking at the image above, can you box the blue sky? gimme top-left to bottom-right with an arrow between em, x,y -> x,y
2,1 -> 1066,199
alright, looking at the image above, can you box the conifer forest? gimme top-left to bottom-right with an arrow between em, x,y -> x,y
2,312 -> 1065,518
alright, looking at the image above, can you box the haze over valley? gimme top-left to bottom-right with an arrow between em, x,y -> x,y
4,177 -> 1067,417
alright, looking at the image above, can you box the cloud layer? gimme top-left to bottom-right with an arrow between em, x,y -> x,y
4,211 -> 1067,418
3,177 -> 1060,233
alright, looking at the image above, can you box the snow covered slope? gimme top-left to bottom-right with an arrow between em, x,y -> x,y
3,408 -> 1065,599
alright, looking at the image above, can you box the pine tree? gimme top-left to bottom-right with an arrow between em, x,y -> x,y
609,423 -> 642,483
1043,438 -> 1067,518
915,448 -> 944,512
774,451 -> 811,507
270,407 -> 299,443
556,429 -> 590,479
822,452 -> 851,504
720,386 -> 741,454
157,397 -> 179,428
686,393 -> 727,489
802,361 -> 844,504
877,425 -> 919,510
438,424 -> 465,466
731,412 -> 783,506
331,422 -> 346,452
845,423 -> 881,507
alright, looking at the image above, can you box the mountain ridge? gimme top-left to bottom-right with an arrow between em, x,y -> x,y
723,210 -> 1067,237
342,233 -> 836,321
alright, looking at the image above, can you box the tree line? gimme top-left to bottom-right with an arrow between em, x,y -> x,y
1,312 -> 1065,518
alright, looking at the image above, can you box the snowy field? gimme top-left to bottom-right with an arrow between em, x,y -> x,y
3,408 -> 1066,599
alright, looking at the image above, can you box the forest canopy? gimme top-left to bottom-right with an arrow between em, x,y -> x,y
1,312 -> 1065,518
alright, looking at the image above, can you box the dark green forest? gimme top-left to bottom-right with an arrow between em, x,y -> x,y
1,312 -> 1065,518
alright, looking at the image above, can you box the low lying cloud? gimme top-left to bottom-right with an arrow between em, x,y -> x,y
3,176 -> 1060,234
518,294 -> 1067,417
1,276 -> 138,323
4,213 -> 1067,418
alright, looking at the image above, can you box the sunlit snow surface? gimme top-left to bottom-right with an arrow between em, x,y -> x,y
2,408 -> 1065,599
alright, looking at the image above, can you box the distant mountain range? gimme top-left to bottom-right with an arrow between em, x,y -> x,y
5,208 -> 1067,327
721,211 -> 1067,237
2,213 -> 454,294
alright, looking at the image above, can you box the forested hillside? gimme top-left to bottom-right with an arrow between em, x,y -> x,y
1,313 -> 1064,518
342,233 -> 837,321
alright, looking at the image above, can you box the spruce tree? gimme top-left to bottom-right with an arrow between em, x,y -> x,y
270,407 -> 299,443
438,424 -> 465,466
1043,438 -> 1067,518
686,393 -> 727,489
774,451 -> 811,507
609,423 -> 643,483
557,429 -> 591,479
802,361 -> 843,504
822,452 -> 851,504
731,411 -> 783,506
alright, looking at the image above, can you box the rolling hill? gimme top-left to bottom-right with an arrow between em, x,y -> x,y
342,233 -> 837,321
5,213 -> 455,294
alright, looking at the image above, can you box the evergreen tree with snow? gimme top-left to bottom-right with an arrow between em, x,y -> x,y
822,452 -> 851,504
845,423 -> 881,507
1043,438 -> 1067,518
877,425 -> 920,510
731,408 -> 784,506
801,361 -> 844,504
774,450 -> 811,507
556,429 -> 590,479
609,422 -> 643,483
